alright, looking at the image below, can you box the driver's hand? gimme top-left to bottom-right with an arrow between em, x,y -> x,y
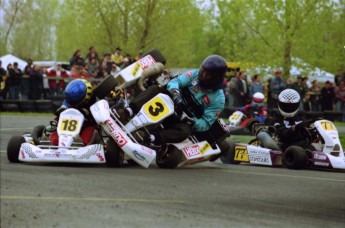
169,89 -> 184,107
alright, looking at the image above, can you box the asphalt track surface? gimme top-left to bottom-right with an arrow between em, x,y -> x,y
1,115 -> 344,228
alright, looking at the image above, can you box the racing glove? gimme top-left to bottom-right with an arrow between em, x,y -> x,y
169,89 -> 184,108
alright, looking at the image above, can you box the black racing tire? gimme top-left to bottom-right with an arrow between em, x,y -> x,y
105,138 -> 124,167
220,141 -> 241,164
31,125 -> 46,145
93,75 -> 118,99
283,146 -> 307,169
156,145 -> 181,169
141,49 -> 166,65
7,136 -> 26,163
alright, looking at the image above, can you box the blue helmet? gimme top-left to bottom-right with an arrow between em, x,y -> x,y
64,79 -> 93,107
198,55 -> 227,90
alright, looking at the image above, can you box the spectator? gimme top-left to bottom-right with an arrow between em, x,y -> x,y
134,51 -> 143,61
21,59 -> 33,100
308,80 -> 321,112
85,46 -> 100,64
292,75 -> 308,111
2,64 -> 12,99
71,64 -> 90,79
227,70 -> 240,108
29,65 -> 43,100
47,63 -> 70,96
110,63 -> 121,76
334,80 -> 345,121
266,78 -> 273,109
8,62 -> 23,100
0,61 -> 7,100
269,70 -> 287,109
121,53 -> 133,69
249,74 -> 264,98
234,72 -> 249,107
286,78 -> 293,88
42,67 -> 50,99
111,47 -> 124,67
320,81 -> 335,111
87,57 -> 99,77
69,49 -> 84,69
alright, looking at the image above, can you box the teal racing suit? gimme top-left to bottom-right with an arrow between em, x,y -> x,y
167,69 -> 225,132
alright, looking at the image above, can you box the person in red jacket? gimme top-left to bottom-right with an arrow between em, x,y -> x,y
47,64 -> 69,95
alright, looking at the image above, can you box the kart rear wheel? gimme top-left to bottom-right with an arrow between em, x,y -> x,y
220,141 -> 240,164
7,136 -> 25,163
105,138 -> 124,167
93,75 -> 118,99
283,146 -> 307,169
156,145 -> 181,169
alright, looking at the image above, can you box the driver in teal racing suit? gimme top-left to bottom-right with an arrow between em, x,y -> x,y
137,55 -> 227,144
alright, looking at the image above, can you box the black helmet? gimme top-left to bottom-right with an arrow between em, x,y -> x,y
198,55 -> 227,90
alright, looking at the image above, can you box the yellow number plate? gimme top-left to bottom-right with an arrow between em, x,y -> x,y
59,118 -> 80,132
131,63 -> 141,77
199,142 -> 211,155
320,121 -> 336,131
231,113 -> 240,121
234,145 -> 249,162
143,96 -> 170,122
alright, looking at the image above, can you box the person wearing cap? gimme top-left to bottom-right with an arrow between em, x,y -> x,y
269,70 -> 287,109
111,47 -> 124,67
0,60 -> 6,100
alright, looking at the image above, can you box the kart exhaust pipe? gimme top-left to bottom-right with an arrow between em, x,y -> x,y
257,131 -> 281,151
138,62 -> 165,91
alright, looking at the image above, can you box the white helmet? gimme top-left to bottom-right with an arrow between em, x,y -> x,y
252,92 -> 265,106
278,89 -> 301,118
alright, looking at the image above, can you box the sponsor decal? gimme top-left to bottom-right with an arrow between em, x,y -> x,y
183,145 -> 200,158
138,55 -> 156,70
96,152 -> 104,162
132,150 -> 146,161
106,119 -> 128,147
141,146 -> 154,155
21,150 -> 25,159
131,63 -> 141,77
55,152 -> 60,158
199,143 -> 211,155
186,71 -> 193,78
249,156 -> 270,164
202,95 -> 210,105
314,161 -> 330,167
191,78 -> 198,86
215,111 -> 220,117
313,154 -> 327,160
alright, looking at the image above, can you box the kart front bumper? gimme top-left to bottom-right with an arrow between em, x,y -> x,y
18,143 -> 106,163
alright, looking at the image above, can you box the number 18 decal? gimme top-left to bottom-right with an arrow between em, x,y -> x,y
60,118 -> 79,132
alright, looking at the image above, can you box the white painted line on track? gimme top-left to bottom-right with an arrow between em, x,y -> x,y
0,195 -> 187,204
211,169 -> 345,182
0,127 -> 32,131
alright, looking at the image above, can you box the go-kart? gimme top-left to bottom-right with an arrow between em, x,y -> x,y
221,119 -> 345,170
7,108 -> 111,165
91,49 -> 232,169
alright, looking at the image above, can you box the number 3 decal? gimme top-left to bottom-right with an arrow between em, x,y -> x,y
148,102 -> 164,116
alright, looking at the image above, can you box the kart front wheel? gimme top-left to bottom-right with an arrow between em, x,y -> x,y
7,136 -> 25,163
105,139 -> 124,167
283,146 -> 307,169
220,141 -> 240,164
156,145 -> 181,169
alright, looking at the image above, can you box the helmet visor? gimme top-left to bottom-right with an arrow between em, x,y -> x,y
278,101 -> 300,114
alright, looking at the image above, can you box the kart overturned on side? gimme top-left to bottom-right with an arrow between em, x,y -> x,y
221,119 -> 345,171
90,53 -> 233,169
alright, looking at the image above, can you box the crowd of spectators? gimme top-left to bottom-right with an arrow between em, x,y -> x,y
0,47 -> 344,120
224,69 -> 345,120
0,46 -> 143,101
